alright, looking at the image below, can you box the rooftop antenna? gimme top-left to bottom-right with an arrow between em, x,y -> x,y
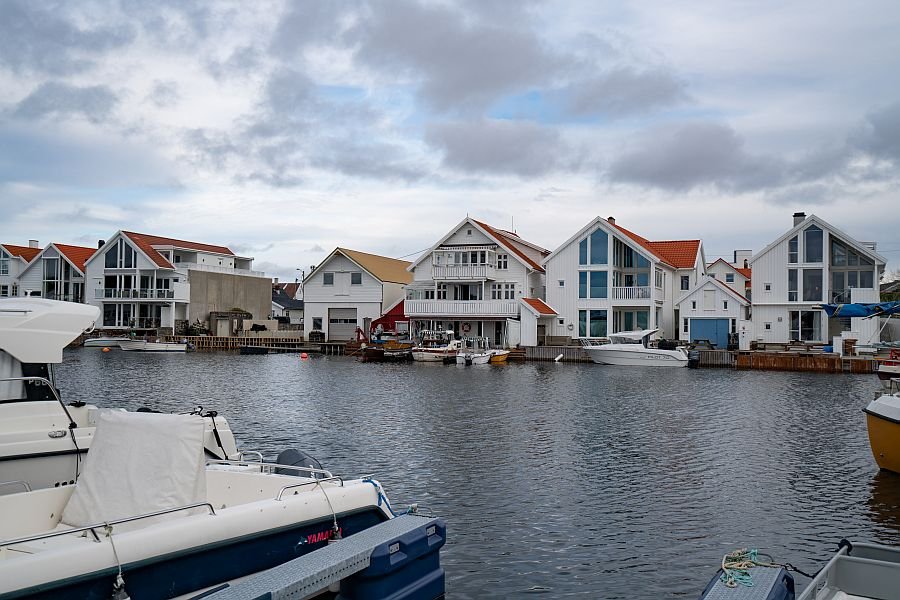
511,216 -> 515,234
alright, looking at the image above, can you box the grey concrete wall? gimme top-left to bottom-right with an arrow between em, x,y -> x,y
188,271 -> 271,325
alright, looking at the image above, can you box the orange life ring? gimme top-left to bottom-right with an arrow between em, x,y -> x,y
462,323 -> 471,333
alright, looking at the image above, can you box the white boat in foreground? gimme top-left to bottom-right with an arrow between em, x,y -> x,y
581,329 -> 688,367
411,330 -> 462,363
456,336 -> 493,365
119,339 -> 187,352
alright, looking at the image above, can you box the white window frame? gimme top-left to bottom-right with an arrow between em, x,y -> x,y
323,272 -> 334,286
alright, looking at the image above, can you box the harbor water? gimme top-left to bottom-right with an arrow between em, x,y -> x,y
58,350 -> 900,599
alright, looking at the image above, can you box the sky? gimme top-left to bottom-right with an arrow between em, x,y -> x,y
1,0 -> 899,280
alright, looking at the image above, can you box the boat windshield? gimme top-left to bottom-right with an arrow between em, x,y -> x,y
607,329 -> 657,347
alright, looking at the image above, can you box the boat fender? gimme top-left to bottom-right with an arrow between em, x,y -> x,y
136,407 -> 161,413
554,354 -> 563,362
275,448 -> 325,478
838,539 -> 853,554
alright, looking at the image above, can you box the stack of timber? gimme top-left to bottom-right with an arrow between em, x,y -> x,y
735,351 -> 876,373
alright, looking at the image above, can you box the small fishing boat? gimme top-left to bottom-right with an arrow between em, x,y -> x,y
456,336 -> 492,365
580,329 -> 688,367
489,349 -> 510,363
360,340 -> 413,363
82,335 -> 128,348
119,339 -> 188,352
700,540 -> 900,600
411,330 -> 462,363
864,378 -> 900,474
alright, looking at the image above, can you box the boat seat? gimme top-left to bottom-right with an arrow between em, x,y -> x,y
59,410 -> 207,533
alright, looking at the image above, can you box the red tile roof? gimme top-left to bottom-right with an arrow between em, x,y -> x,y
606,222 -> 700,269
55,244 -> 97,273
2,244 -> 41,262
736,267 -> 752,280
121,231 -> 235,269
523,298 -> 558,315
472,220 -> 548,272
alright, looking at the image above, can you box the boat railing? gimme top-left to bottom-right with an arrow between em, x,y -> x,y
275,476 -> 345,501
207,459 -> 335,479
579,338 -> 609,347
237,450 -> 264,462
0,480 -> 32,494
0,376 -> 76,426
0,502 -> 217,548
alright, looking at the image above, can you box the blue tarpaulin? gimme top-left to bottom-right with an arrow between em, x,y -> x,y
818,301 -> 900,319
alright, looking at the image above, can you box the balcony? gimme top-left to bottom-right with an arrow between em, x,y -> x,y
610,286 -> 652,300
176,262 -> 266,277
95,288 -> 182,301
432,264 -> 495,280
405,299 -> 519,318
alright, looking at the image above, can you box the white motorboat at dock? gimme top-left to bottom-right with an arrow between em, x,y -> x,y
118,339 -> 188,352
580,329 -> 688,367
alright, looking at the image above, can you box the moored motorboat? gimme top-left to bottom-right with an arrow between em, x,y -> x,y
119,339 -> 188,352
581,329 -> 688,367
877,349 -> 900,390
82,335 -> 128,348
489,349 -> 510,363
360,340 -> 414,363
0,299 -> 239,494
864,379 -> 900,473
411,330 -> 462,363
455,336 -> 492,365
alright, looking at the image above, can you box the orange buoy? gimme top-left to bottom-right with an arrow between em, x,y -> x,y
102,347 -> 111,353
300,352 -> 309,360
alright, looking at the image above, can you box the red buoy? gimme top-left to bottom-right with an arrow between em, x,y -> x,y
300,352 -> 309,360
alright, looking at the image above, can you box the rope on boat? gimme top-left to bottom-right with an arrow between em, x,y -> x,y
362,478 -> 416,518
720,548 -> 819,587
104,524 -> 131,600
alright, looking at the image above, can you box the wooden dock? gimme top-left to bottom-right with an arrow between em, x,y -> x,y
735,351 -> 877,373
524,346 -> 592,362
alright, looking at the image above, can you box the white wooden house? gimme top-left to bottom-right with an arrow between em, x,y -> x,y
544,216 -> 704,342
404,217 -> 549,347
749,212 -> 885,344
302,248 -> 411,341
675,275 -> 751,349
16,243 -> 96,302
706,258 -> 752,300
0,242 -> 41,298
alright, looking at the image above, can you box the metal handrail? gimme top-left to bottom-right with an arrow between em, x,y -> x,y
207,459 -> 334,479
276,476 -> 344,501
0,480 -> 32,493
0,502 -> 217,548
0,377 -> 76,427
237,451 -> 264,463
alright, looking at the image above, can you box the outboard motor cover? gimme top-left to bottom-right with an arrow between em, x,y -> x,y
275,448 -> 325,478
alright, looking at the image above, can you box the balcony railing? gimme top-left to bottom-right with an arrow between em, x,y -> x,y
405,299 -> 519,317
96,288 -> 176,299
176,262 -> 266,277
432,264 -> 495,280
610,286 -> 652,300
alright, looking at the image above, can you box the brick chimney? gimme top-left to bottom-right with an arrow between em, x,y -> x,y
607,216 -> 616,225
28,239 -> 39,248
792,212 -> 806,226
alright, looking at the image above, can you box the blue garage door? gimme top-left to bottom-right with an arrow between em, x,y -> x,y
690,319 -> 730,349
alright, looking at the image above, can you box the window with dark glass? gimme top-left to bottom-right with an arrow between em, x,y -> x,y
589,271 -> 607,298
681,275 -> 690,290
323,272 -> 334,285
579,272 -> 587,298
589,229 -> 608,264
578,310 -> 587,337
589,310 -> 607,337
788,269 -> 798,302
579,239 -> 587,265
788,236 -> 798,264
802,269 -> 822,302
725,273 -> 734,283
804,225 -> 823,263
351,272 -> 362,285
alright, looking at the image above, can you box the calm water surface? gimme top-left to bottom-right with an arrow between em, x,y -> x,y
57,350 -> 900,599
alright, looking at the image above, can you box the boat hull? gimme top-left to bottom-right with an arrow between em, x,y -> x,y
865,407 -> 900,474
411,349 -> 456,362
583,346 -> 687,367
456,353 -> 491,365
489,350 -> 510,363
119,340 -> 187,352
82,337 -> 126,348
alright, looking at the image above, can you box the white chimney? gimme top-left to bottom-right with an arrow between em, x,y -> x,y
28,239 -> 39,248
792,212 -> 806,226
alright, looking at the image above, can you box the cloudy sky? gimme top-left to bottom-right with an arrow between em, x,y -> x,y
1,0 -> 899,279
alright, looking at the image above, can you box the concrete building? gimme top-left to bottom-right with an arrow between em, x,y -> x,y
303,248 -> 412,341
403,217 -> 549,348
544,216 -> 704,342
84,231 -> 269,333
749,212 -> 885,344
0,241 -> 41,298
16,243 -> 96,302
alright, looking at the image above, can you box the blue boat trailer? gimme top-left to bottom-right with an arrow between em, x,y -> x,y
197,514 -> 446,600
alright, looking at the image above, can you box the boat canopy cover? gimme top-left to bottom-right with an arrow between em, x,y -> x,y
819,301 -> 900,319
0,298 -> 99,363
61,410 -> 207,531
609,328 -> 660,341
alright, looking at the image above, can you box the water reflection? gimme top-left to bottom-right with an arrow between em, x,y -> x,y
57,350 -> 891,599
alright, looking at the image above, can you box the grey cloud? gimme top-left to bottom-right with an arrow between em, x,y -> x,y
854,101 -> 900,162
765,183 -> 834,206
426,119 -> 572,177
208,46 -> 263,80
609,122 -> 785,192
534,187 -> 570,202
0,1 -> 134,75
229,242 -> 275,255
13,82 -> 118,123
146,80 -> 180,108
269,3 -> 352,57
182,128 -> 239,171
310,137 -> 426,181
308,244 -> 325,252
349,0 -> 562,112
561,67 -> 687,118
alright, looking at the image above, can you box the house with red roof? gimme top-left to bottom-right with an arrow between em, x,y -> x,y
84,231 -> 270,333
675,275 -> 750,349
0,240 -> 42,298
404,217 -> 550,347
706,254 -> 752,301
543,216 -> 705,342
16,242 -> 98,302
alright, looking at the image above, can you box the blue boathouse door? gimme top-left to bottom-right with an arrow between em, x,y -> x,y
690,318 -> 730,349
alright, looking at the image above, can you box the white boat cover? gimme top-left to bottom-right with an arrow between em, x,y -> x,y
61,411 -> 207,531
867,394 -> 900,423
0,298 -> 100,363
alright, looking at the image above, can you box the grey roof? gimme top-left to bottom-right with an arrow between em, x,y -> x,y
272,289 -> 304,310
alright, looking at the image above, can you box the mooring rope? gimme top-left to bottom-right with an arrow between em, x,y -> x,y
720,547 -> 819,588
